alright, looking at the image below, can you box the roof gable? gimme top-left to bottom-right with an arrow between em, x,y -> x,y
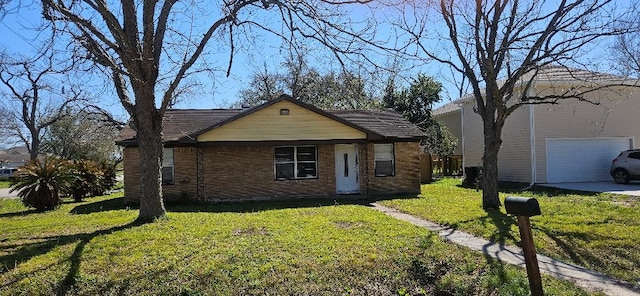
196,96 -> 370,142
116,95 -> 425,146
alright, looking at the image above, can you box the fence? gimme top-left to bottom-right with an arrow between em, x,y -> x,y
432,155 -> 463,176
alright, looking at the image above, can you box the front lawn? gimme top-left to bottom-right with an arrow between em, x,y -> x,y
0,193 -> 592,295
0,181 -> 10,189
380,178 -> 640,284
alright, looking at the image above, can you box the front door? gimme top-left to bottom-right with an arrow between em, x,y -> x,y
335,144 -> 359,194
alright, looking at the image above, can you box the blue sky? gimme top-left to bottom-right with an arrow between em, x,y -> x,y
0,1 -> 624,122
0,2 -> 454,121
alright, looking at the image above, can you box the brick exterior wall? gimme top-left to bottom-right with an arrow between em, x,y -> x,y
164,147 -> 198,201
122,141 -> 421,203
199,145 -> 336,201
122,147 -> 141,203
367,142 -> 421,196
122,146 -> 198,203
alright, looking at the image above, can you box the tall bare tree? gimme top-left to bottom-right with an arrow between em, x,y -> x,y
391,0 -> 635,209
40,0 -> 373,222
0,48 -> 85,160
611,4 -> 640,77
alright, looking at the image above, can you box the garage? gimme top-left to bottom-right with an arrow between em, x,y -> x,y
546,138 -> 632,183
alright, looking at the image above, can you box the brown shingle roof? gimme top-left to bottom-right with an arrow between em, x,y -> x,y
116,98 -> 424,145
329,109 -> 424,139
116,109 -> 243,144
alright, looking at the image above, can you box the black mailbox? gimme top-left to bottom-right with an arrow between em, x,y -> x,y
505,196 -> 541,217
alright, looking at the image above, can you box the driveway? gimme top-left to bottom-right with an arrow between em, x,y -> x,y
0,188 -> 18,199
542,181 -> 640,196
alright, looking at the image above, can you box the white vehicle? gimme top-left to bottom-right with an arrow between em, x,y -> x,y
0,168 -> 18,180
610,149 -> 640,184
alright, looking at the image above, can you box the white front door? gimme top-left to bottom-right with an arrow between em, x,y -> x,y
335,144 -> 359,194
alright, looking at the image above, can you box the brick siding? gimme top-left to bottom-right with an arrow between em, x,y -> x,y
199,145 -> 336,201
122,146 -> 198,203
367,142 -> 421,196
122,141 -> 421,203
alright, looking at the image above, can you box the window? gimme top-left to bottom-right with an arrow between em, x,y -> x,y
374,144 -> 395,176
274,146 -> 317,180
162,148 -> 174,184
629,152 -> 640,160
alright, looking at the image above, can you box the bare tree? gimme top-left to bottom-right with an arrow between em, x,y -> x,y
41,0 -> 374,222
392,0 -> 635,209
0,47 -> 86,161
0,0 -> 20,20
611,4 -> 640,77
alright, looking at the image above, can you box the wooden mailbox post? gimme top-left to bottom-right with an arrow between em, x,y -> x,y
504,196 -> 543,296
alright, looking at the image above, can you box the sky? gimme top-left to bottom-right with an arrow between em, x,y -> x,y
0,1 -> 456,122
0,0 -> 626,124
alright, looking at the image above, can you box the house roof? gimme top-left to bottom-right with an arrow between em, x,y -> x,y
433,65 -> 638,116
330,109 -> 424,139
116,95 -> 425,145
0,146 -> 30,164
116,109 -> 243,143
433,101 -> 462,116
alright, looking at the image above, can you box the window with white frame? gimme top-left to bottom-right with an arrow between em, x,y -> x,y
274,146 -> 317,180
374,143 -> 395,176
162,148 -> 174,184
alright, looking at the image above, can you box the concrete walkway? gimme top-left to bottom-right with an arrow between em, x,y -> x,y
542,182 -> 640,196
371,203 -> 640,296
0,188 -> 18,199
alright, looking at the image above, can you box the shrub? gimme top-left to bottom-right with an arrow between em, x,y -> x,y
67,160 -> 103,202
10,158 -> 75,211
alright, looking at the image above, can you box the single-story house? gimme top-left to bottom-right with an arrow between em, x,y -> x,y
0,146 -> 30,168
434,65 -> 640,184
116,95 -> 425,203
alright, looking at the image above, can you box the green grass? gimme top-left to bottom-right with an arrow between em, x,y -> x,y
380,178 -> 640,284
0,193 -> 593,295
0,181 -> 10,189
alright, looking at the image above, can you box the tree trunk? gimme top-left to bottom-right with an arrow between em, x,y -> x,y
482,121 -> 502,210
29,130 -> 40,161
135,94 -> 167,222
29,137 -> 40,161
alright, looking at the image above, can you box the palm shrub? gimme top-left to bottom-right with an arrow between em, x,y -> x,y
10,157 -> 75,211
67,160 -> 103,202
94,160 -> 118,196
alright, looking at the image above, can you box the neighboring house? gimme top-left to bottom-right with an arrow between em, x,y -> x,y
434,65 -> 640,184
116,95 -> 425,203
0,146 -> 30,168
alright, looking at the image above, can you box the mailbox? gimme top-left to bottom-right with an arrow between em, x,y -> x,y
505,196 -> 541,217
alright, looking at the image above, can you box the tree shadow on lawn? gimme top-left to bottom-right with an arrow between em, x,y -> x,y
0,209 -> 41,218
70,197 -> 133,215
531,225 -> 638,281
67,193 -> 420,215
466,209 -> 635,279
479,209 -> 519,245
0,220 -> 143,294
166,194 -> 421,214
456,181 -> 599,197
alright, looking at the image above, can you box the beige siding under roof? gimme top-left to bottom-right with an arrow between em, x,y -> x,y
497,105 -> 532,182
197,100 -> 367,142
437,110 -> 463,155
534,86 -> 640,183
462,102 -> 532,182
461,102 -> 484,168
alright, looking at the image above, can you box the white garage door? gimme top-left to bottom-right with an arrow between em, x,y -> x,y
546,138 -> 632,183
